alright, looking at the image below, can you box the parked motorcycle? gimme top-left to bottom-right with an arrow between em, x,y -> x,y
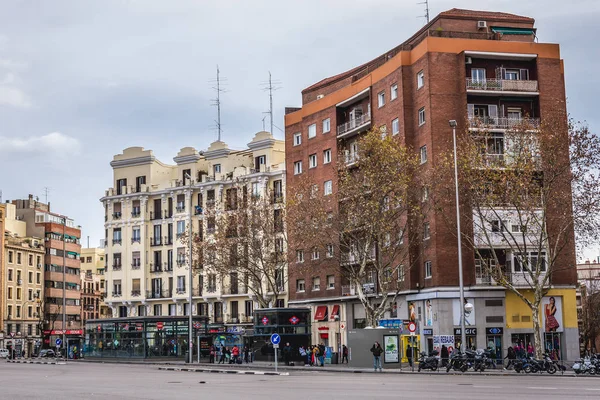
418,350 -> 439,372
447,352 -> 468,373
573,357 -> 596,375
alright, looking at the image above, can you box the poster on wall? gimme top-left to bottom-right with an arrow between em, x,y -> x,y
425,300 -> 433,327
452,298 -> 476,326
408,301 -> 417,323
383,335 -> 399,363
542,296 -> 563,333
433,335 -> 455,353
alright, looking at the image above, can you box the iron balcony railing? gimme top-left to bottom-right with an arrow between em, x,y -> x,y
466,78 -> 538,92
468,116 -> 540,129
337,112 -> 371,137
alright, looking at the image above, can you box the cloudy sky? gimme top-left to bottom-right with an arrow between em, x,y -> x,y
0,0 -> 598,258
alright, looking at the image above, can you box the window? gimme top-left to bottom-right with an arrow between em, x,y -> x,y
8,251 -> 13,263
512,224 -> 526,233
418,107 -> 426,126
326,244 -> 334,258
422,186 -> 429,202
36,272 -> 41,284
322,118 -> 330,133
380,125 -> 387,138
28,271 -> 33,283
378,91 -> 385,108
391,84 -> 398,100
177,220 -> 186,236
471,68 -> 486,82
8,269 -> 13,281
323,149 -> 332,164
296,279 -> 305,292
308,123 -> 317,138
327,275 -> 335,289
392,118 -> 399,135
177,276 -> 186,292
309,154 -> 317,169
420,145 -> 427,164
324,180 -> 332,196
213,164 -> 221,174
7,287 -> 12,299
514,252 -> 547,272
132,226 -> 141,242
293,132 -> 302,146
28,254 -> 33,266
252,182 -> 261,197
154,304 -> 162,316
296,250 -> 304,263
397,264 -> 405,282
312,277 -> 321,291
423,222 -> 431,240
417,70 -> 425,89
113,279 -> 122,296
311,248 -> 319,260
294,161 -> 302,175
425,261 -> 432,279
491,220 -> 508,233
17,252 -> 22,264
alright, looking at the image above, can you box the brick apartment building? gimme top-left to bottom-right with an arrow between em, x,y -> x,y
12,195 -> 83,352
285,9 -> 579,361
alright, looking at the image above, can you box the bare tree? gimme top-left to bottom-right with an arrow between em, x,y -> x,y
579,279 -> 600,354
290,129 -> 431,327
184,180 -> 288,311
437,116 -> 600,358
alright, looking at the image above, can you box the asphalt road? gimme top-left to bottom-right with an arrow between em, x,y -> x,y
1,362 -> 599,400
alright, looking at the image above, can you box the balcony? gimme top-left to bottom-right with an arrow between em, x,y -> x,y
165,236 -> 174,245
175,287 -> 186,295
337,112 -> 371,139
131,261 -> 141,270
150,237 -> 162,247
112,238 -> 122,246
112,212 -> 122,220
176,258 -> 186,267
150,211 -> 162,220
131,209 -> 141,218
131,290 -> 141,297
344,152 -> 359,166
130,237 -> 141,244
112,291 -> 122,298
272,193 -> 284,204
466,78 -> 539,95
112,263 -> 122,271
192,287 -> 203,297
176,204 -> 185,213
146,290 -> 171,299
150,265 -> 163,273
468,116 -> 540,130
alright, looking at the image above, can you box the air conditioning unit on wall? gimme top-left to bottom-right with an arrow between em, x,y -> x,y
465,57 -> 472,64
477,21 -> 487,29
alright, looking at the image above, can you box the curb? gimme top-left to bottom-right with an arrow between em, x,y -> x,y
6,359 -> 60,365
158,367 -> 289,376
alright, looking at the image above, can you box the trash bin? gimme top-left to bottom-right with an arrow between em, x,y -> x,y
331,352 -> 339,364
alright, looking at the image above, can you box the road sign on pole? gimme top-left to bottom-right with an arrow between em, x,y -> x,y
270,334 -> 281,373
55,338 -> 62,347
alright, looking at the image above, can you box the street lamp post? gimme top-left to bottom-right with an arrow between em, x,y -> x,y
449,120 -> 467,353
62,217 -> 67,360
186,174 -> 194,364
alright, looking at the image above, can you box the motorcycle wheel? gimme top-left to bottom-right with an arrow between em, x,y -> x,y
431,364 -> 438,372
480,365 -> 486,372
547,364 -> 557,375
446,364 -> 452,373
589,367 -> 596,375
524,365 -> 532,374
460,364 -> 468,373
574,369 -> 581,375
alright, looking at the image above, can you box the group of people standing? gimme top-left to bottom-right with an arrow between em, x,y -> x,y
299,344 -> 326,366
209,344 -> 252,364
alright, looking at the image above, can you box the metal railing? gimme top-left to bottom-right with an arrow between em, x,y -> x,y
131,262 -> 141,270
466,78 -> 538,92
468,116 -> 540,129
146,290 -> 171,299
337,112 -> 371,137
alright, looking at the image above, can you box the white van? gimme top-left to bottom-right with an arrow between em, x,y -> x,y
0,349 -> 9,358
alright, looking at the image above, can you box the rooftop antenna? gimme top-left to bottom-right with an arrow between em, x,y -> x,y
262,115 -> 267,131
418,0 -> 430,24
209,65 -> 227,142
43,187 -> 51,204
261,72 -> 282,135
0,190 -> 2,203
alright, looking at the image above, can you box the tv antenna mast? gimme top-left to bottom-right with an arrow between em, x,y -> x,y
418,0 -> 430,24
261,72 -> 282,135
210,65 -> 227,141
43,187 -> 51,204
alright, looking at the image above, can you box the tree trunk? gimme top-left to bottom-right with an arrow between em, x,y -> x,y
531,303 -> 544,359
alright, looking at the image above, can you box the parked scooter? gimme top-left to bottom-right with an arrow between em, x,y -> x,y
418,350 -> 439,372
573,357 -> 596,375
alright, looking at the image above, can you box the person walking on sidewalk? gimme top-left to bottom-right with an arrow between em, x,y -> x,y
218,346 -> 227,364
209,345 -> 215,364
231,345 -> 240,364
370,342 -> 383,372
406,344 -> 413,367
342,345 -> 349,364
243,345 -> 250,363
283,343 -> 292,365
318,343 -> 326,367
504,345 -> 516,370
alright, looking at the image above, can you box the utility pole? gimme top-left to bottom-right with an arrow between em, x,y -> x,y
262,72 -> 281,135
62,217 -> 66,361
418,0 -> 430,24
210,66 -> 226,142
186,174 -> 194,364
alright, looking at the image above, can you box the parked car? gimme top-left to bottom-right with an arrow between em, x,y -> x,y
38,349 -> 56,358
0,349 -> 9,358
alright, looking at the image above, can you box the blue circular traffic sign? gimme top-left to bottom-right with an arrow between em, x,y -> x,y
270,333 -> 281,345
55,338 -> 62,346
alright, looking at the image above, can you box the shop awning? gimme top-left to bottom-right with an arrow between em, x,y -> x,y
314,306 -> 328,321
491,27 -> 535,36
330,305 -> 340,320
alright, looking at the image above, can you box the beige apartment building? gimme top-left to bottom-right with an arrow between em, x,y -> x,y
80,247 -> 109,322
1,202 -> 45,356
99,131 -> 286,351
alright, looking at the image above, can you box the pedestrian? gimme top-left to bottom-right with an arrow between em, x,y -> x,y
527,342 -> 534,357
370,342 -> 383,372
312,345 -> 319,366
318,343 -> 325,367
342,345 -> 349,364
232,345 -> 240,364
441,345 -> 449,367
219,347 -> 227,364
243,345 -> 250,363
209,345 -> 215,363
299,346 -> 307,366
283,342 -> 292,366
504,345 -> 516,370
406,344 -> 413,367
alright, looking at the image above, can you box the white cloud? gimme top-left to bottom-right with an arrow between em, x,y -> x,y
0,86 -> 31,108
0,132 -> 81,154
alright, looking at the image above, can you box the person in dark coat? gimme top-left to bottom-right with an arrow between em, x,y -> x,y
370,342 -> 383,372
342,345 -> 349,364
283,343 -> 292,365
441,345 -> 449,367
406,344 -> 414,367
504,345 -> 517,370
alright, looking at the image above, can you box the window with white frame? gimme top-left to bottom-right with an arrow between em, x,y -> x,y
397,264 -> 405,282
513,251 -> 547,272
420,145 -> 427,164
380,125 -> 387,139
417,70 -> 425,89
213,164 -> 221,174
418,107 -> 426,126
378,91 -> 385,107
391,84 -> 398,100
293,132 -> 302,146
425,261 -> 432,278
177,220 -> 186,236
322,118 -> 330,133
326,244 -> 334,258
309,153 -> 317,168
252,182 -> 261,197
308,123 -> 317,138
312,277 -> 321,291
398,229 -> 404,244
423,222 -> 431,240
392,118 -> 399,135
310,184 -> 318,198
323,149 -> 332,164
327,275 -> 335,289
324,180 -> 332,196
312,248 -> 319,260
491,220 -> 508,233
296,279 -> 305,292
294,161 -> 302,175
296,250 -> 304,263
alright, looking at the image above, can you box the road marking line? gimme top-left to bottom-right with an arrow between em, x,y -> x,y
528,387 -> 556,390
586,389 -> 600,391
473,386 -> 502,389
